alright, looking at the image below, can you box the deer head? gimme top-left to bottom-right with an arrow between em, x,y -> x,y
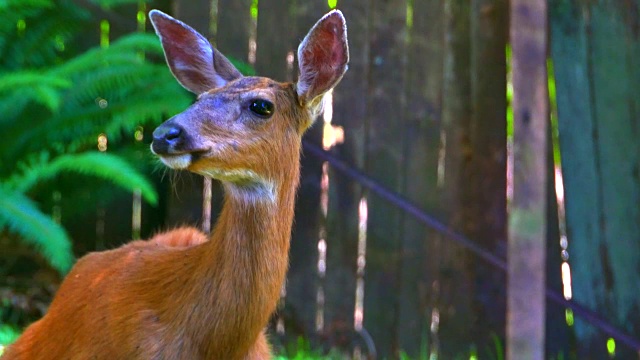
149,10 -> 348,198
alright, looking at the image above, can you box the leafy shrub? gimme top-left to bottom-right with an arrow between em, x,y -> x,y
0,0 -> 192,274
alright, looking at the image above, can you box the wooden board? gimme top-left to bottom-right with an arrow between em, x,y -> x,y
361,0 -> 407,356
550,0 -> 640,356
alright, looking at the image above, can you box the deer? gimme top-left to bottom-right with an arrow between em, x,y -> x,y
3,8 -> 348,360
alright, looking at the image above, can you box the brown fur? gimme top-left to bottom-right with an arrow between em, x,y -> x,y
3,9 -> 347,360
4,81 -> 303,360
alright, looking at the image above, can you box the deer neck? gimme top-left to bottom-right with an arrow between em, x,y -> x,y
191,143 -> 300,356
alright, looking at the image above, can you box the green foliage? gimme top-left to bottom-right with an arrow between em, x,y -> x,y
0,187 -> 73,274
0,324 -> 21,348
0,0 -> 89,70
0,0 -> 192,274
5,152 -> 158,205
90,0 -> 151,9
486,333 -> 505,360
0,33 -> 193,164
274,337 -> 341,360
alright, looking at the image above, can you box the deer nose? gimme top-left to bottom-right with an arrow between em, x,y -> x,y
152,124 -> 184,154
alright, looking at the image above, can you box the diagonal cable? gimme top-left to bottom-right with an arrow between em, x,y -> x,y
302,140 -> 640,352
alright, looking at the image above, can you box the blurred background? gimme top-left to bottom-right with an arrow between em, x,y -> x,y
0,0 -> 639,359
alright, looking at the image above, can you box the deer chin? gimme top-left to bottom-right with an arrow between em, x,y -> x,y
158,153 -> 192,170
195,167 -> 277,203
196,167 -> 263,184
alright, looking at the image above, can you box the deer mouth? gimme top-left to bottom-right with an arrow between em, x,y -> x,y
153,147 -> 210,170
157,153 -> 192,170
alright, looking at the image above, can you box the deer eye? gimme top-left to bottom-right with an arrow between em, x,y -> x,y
248,99 -> 274,118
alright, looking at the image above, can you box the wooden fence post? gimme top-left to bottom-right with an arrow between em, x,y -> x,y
508,0 -> 548,358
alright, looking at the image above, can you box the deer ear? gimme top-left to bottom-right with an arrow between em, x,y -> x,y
149,10 -> 242,95
296,10 -> 349,109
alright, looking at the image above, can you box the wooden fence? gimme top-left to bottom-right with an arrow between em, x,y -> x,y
139,1 -> 511,357
55,0 -> 640,359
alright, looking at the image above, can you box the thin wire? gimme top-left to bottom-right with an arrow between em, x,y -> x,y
302,140 -> 640,352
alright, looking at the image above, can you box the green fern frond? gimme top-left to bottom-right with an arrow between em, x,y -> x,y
0,0 -> 54,11
51,33 -> 164,76
103,96 -> 191,140
0,71 -> 70,115
0,92 -> 35,125
0,71 -> 70,92
0,186 -> 74,274
6,152 -> 159,205
107,33 -> 165,56
53,51 -> 146,77
89,0 -> 150,9
63,64 -> 162,105
0,3 -> 88,70
3,45 -> 190,159
0,0 -> 54,37
9,84 -> 188,156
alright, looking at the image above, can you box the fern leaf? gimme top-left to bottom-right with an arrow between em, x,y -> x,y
7,152 -> 159,205
89,0 -> 150,9
0,3 -> 88,70
0,186 -> 74,274
0,71 -> 70,92
0,0 -> 54,11
51,34 -> 164,76
107,33 -> 164,56
0,71 -> 69,114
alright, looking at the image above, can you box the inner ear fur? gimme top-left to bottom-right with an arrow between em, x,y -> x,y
296,10 -> 349,109
149,9 -> 242,95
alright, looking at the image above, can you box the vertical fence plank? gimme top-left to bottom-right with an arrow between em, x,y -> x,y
395,0 -> 444,356
288,0 -> 328,341
254,0 -> 322,340
585,3 -> 640,357
544,125 -> 570,358
172,0 -> 212,37
550,0 -> 640,357
549,1 -> 603,356
508,0 -> 548,357
362,0 -> 407,356
438,1 -> 475,356
469,0 -> 508,348
256,0 -> 293,80
292,1 -> 337,345
216,0 -> 252,62
325,0 -> 369,351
